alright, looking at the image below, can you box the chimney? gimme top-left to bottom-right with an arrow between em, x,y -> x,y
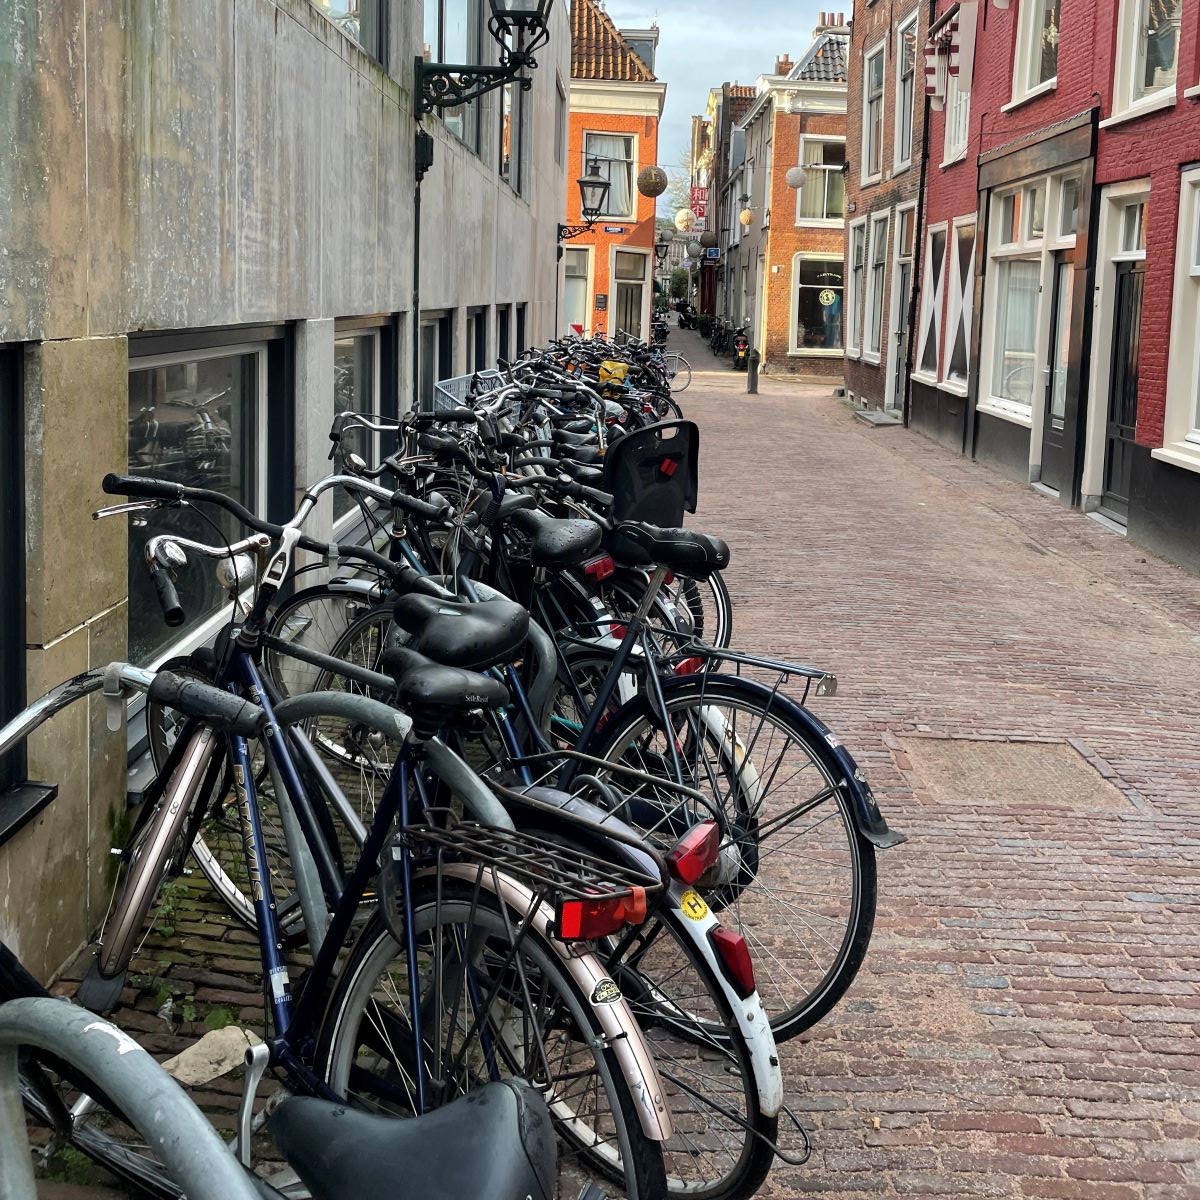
775,54 -> 794,75
814,10 -> 847,34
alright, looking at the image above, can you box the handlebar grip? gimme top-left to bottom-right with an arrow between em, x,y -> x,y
389,490 -> 452,522
149,565 -> 186,628
102,473 -> 185,501
568,482 -> 614,508
412,407 -> 478,426
146,672 -> 266,739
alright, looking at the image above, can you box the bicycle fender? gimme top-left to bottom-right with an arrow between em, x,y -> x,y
586,675 -> 906,850
433,862 -> 673,1143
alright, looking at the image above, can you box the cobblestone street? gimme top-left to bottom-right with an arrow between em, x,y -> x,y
673,329 -> 1200,1198
53,333 -> 1200,1198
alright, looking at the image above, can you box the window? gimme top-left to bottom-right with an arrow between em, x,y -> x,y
999,190 -> 1023,244
1122,199 -> 1147,253
946,221 -> 977,385
1112,0 -> 1182,116
943,71 -> 970,162
1059,177 -> 1080,237
796,141 -> 846,221
498,306 -> 512,361
586,133 -> 635,219
424,0 -> 481,148
563,248 -> 590,333
126,347 -> 264,665
992,259 -> 1041,406
862,45 -> 885,181
332,329 -> 379,523
1162,167 -> 1200,453
895,16 -> 917,169
1013,0 -> 1060,100
865,213 -> 890,359
516,303 -> 527,354
1027,183 -> 1047,240
314,0 -> 386,64
555,75 -> 567,168
793,258 -> 845,351
848,220 -> 867,354
916,225 -> 947,377
500,82 -> 524,191
0,351 -> 21,794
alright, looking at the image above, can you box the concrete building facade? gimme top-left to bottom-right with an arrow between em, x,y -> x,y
0,0 -> 570,979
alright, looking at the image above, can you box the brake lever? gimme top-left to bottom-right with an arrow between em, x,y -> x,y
92,499 -> 174,521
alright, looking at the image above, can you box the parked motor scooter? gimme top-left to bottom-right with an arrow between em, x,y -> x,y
732,326 -> 751,370
677,302 -> 697,331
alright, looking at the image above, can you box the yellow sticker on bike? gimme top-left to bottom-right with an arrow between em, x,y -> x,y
679,889 -> 709,921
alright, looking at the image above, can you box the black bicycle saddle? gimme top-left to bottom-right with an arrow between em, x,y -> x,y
508,507 -> 603,568
392,593 -> 529,672
605,521 -> 731,580
268,1080 -> 556,1200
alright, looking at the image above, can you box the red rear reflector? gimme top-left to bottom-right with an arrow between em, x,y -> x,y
660,457 -> 679,477
709,926 -> 756,998
674,656 -> 704,676
557,888 -> 648,942
583,554 -> 617,581
666,820 -> 720,884
610,624 -> 628,641
663,570 -> 675,585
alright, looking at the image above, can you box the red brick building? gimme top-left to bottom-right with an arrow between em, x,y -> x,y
844,0 -> 925,410
561,0 -> 666,341
722,17 -> 849,378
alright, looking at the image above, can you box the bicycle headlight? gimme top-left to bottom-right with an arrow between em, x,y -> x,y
215,553 -> 256,591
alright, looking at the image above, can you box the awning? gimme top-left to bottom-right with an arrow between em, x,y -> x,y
923,0 -> 977,110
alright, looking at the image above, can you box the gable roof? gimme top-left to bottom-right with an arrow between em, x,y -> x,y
571,0 -> 657,83
788,31 -> 848,83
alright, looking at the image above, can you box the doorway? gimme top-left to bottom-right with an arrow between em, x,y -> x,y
1102,259 -> 1144,521
1039,248 -> 1076,493
885,206 -> 915,410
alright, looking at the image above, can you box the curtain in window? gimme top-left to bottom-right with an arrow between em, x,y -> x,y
588,134 -> 633,217
994,259 -> 1040,404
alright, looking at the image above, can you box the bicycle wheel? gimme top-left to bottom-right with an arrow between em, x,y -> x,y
319,881 -> 667,1200
670,357 -> 692,393
668,572 -> 733,651
586,674 -> 877,1042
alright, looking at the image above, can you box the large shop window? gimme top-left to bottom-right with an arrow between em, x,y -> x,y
126,346 -> 266,666
314,0 -> 387,65
862,44 -> 885,183
1012,0 -> 1060,102
847,220 -> 867,355
916,226 -> 947,378
796,141 -> 846,222
424,0 -> 482,149
332,324 -> 381,524
0,350 -> 22,795
585,133 -> 635,219
1112,0 -> 1181,117
794,257 -> 844,352
1160,166 -> 1200,460
894,15 -> 917,170
864,213 -> 890,360
946,222 -> 977,387
992,259 -> 1041,406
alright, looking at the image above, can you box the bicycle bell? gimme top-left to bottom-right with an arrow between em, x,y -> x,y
215,552 -> 256,591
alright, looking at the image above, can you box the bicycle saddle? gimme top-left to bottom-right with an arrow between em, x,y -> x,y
552,417 -> 593,433
552,429 -> 596,448
565,445 -> 603,466
268,1081 -> 555,1200
379,645 -> 510,716
508,507 -> 603,568
605,521 -> 731,580
392,593 -> 529,672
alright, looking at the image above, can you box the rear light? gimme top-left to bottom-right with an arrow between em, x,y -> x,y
663,570 -> 675,585
674,656 -> 704,676
557,888 -> 648,942
666,820 -> 720,884
659,457 -> 679,478
582,554 -> 617,581
709,926 -> 756,999
609,624 -> 628,641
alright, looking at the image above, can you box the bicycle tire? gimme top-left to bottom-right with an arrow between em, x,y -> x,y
670,357 -> 692,393
585,673 -> 878,1042
318,881 -> 667,1200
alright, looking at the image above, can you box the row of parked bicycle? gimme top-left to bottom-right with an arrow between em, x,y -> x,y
0,331 -> 902,1200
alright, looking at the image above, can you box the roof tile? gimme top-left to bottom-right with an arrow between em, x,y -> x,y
571,0 -> 656,82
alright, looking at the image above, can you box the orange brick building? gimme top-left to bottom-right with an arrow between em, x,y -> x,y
722,16 -> 848,378
561,0 -> 666,340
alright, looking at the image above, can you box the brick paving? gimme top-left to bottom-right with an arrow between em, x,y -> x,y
676,327 -> 1200,1198
52,330 -> 1200,1196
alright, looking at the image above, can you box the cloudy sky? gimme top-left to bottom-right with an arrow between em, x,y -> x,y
597,0 -> 835,180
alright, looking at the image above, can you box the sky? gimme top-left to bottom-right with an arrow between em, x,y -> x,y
597,0 -> 834,186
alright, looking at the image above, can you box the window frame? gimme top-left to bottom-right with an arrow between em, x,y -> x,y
914,221 -> 949,383
500,79 -> 526,192
1107,0 -> 1181,125
313,0 -> 388,67
943,217 -> 977,393
0,348 -> 24,797
331,320 -> 384,534
942,69 -> 971,165
864,211 -> 891,363
789,253 -> 847,356
795,136 -> 847,226
583,131 -> 638,220
424,0 -> 482,151
847,217 -> 869,357
1158,165 -> 1200,469
861,40 -> 886,186
894,13 -> 918,172
1010,0 -> 1060,107
555,73 -> 568,168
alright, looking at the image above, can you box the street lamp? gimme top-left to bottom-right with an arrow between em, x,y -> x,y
559,159 -> 611,241
654,232 -> 671,265
412,1 -> 556,407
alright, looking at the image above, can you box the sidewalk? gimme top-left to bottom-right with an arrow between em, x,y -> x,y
676,359 -> 1200,1198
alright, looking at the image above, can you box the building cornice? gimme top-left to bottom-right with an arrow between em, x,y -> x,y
569,78 -> 667,117
738,78 -> 846,128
